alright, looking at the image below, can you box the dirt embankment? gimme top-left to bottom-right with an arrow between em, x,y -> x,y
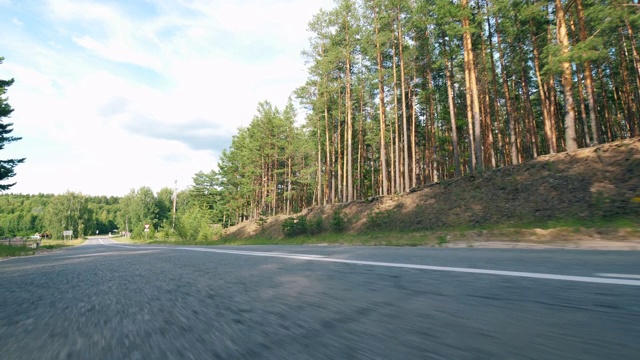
223,138 -> 640,246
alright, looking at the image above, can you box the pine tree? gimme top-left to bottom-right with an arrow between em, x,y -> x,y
0,57 -> 25,191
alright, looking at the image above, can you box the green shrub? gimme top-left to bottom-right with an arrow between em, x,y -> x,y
309,216 -> 324,235
331,210 -> 346,232
257,211 -> 268,230
367,209 -> 394,230
437,234 -> 448,246
282,215 -> 308,237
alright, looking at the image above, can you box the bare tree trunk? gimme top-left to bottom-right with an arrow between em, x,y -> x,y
495,14 -> 518,165
337,89 -> 343,202
373,7 -> 388,196
443,35 -> 461,177
411,79 -> 417,187
486,9 -> 505,166
576,0 -> 599,144
464,49 -> 475,172
625,20 -> 640,137
316,114 -> 322,207
478,14 -> 496,169
462,0 -> 483,171
320,42 -> 332,205
358,82 -> 364,198
555,0 -> 578,151
425,41 -> 437,182
531,24 -> 556,154
324,94 -> 331,205
397,7 -> 410,192
287,155 -> 292,214
576,69 -> 591,145
521,66 -> 538,158
392,30 -> 402,193
619,30 -> 638,137
597,65 -> 613,142
345,19 -> 353,202
272,153 -> 277,216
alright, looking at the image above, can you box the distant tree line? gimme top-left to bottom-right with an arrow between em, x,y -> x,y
0,187 -> 222,241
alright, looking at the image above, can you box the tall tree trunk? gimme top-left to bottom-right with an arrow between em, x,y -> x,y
546,10 -> 559,148
576,0 -> 599,144
425,37 -> 437,182
576,69 -> 591,145
495,14 -> 518,165
521,66 -> 538,158
555,0 -> 578,151
486,10 -> 505,166
324,93 -> 331,205
443,35 -> 461,177
411,78 -> 417,187
287,155 -> 292,214
337,89 -> 343,202
392,29 -> 402,193
345,19 -> 353,202
531,24 -> 557,154
597,64 -> 613,142
625,21 -> 640,137
272,153 -> 277,216
373,7 -> 388,196
619,30 -> 638,137
316,114 -> 322,207
462,0 -> 483,171
464,48 -> 475,172
358,82 -> 365,198
478,13 -> 496,169
397,7 -> 410,192
568,12 -> 590,146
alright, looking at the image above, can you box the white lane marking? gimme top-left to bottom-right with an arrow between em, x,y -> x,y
62,250 -> 161,258
177,247 -> 640,286
106,244 -> 167,250
177,248 -> 326,258
100,244 -> 640,286
102,243 -> 325,258
99,239 -> 105,245
596,273 -> 640,280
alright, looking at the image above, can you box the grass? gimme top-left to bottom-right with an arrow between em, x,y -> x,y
109,214 -> 639,248
218,231 -> 452,247
0,238 -> 85,259
0,244 -> 36,257
41,239 -> 85,247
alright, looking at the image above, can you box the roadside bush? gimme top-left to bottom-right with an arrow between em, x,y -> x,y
282,215 -> 308,237
331,210 -> 346,233
309,216 -> 324,235
367,209 -> 394,230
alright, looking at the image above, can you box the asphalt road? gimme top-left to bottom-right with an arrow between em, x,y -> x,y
1,239 -> 639,359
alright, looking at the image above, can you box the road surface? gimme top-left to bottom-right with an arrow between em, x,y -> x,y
1,238 -> 639,359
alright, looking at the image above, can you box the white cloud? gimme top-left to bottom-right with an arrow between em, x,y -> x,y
11,17 -> 22,26
1,0 -> 334,196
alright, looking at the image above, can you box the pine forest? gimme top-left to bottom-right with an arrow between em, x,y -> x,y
2,0 -> 640,240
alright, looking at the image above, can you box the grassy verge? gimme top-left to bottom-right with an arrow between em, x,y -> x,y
0,239 -> 85,259
0,244 -> 37,257
41,239 -> 86,247
108,216 -> 639,248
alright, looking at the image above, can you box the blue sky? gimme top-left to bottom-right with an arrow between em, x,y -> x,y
0,0 -> 332,196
